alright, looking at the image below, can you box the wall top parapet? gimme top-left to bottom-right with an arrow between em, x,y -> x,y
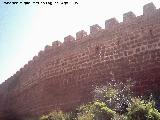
1,2 -> 160,86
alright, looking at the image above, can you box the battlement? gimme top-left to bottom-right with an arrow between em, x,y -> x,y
44,45 -> 52,51
76,30 -> 87,40
90,24 -> 102,34
143,2 -> 156,16
105,18 -> 119,30
33,55 -> 39,62
64,35 -> 75,44
2,2 -> 160,86
123,11 -> 136,22
2,2 -> 160,87
1,3 -> 160,119
52,40 -> 62,47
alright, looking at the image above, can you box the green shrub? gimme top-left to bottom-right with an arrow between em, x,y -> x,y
40,110 -> 69,120
39,79 -> 160,120
113,114 -> 127,120
77,110 -> 94,120
93,79 -> 134,113
127,98 -> 160,120
77,101 -> 116,120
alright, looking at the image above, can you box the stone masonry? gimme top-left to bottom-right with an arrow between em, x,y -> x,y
0,2 -> 160,120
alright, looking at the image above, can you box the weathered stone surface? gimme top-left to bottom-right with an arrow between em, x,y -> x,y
0,2 -> 160,120
105,18 -> 119,30
90,24 -> 102,34
76,30 -> 87,40
123,11 -> 136,22
64,35 -> 75,43
143,2 -> 156,16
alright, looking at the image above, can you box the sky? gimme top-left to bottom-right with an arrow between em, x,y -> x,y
0,0 -> 160,84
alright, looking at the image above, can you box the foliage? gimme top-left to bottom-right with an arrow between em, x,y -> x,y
67,110 -> 78,120
77,103 -> 94,120
77,110 -> 94,120
77,100 -> 116,120
143,90 -> 160,111
39,78 -> 160,120
113,114 -> 127,120
93,79 -> 134,113
40,110 -> 69,120
127,98 -> 160,120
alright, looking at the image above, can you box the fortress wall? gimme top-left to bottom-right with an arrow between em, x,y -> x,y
0,2 -> 160,120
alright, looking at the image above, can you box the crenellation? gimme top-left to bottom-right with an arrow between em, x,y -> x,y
105,18 -> 119,30
143,2 -> 156,16
52,40 -> 62,47
15,70 -> 21,77
44,45 -> 52,51
23,64 -> 29,72
1,2 -> 160,120
10,75 -> 15,82
123,11 -> 136,22
76,30 -> 87,40
20,67 -> 25,73
90,24 -> 102,34
33,56 -> 39,62
38,50 -> 44,57
64,35 -> 75,44
28,60 -> 33,65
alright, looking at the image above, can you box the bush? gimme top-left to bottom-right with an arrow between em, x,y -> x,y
93,79 -> 134,114
77,101 -> 116,120
113,114 -> 127,120
39,79 -> 160,120
127,98 -> 160,120
40,110 -> 69,120
77,110 -> 94,120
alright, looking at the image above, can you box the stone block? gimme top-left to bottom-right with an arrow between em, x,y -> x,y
64,35 -> 75,43
105,18 -> 119,30
38,50 -> 44,56
123,11 -> 136,22
76,30 -> 87,40
52,40 -> 62,47
33,56 -> 38,61
143,2 -> 156,16
90,24 -> 102,34
45,45 -> 52,51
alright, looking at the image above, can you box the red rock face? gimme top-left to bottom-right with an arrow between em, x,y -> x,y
0,2 -> 160,120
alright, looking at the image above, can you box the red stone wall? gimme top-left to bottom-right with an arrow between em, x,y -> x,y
0,2 -> 160,120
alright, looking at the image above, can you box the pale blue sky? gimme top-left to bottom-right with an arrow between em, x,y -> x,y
0,0 -> 160,84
